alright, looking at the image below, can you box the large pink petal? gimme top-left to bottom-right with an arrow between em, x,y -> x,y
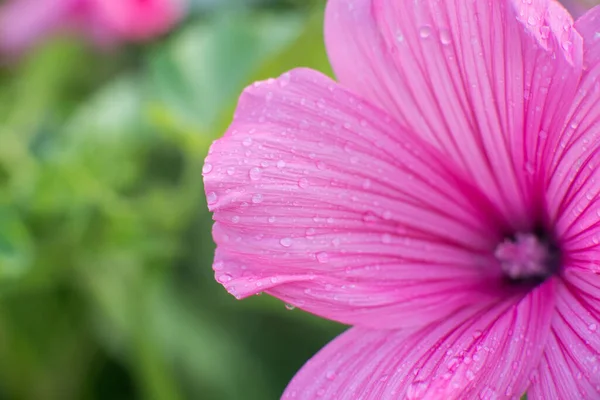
325,0 -> 583,228
283,282 -> 555,399
545,6 -> 600,273
205,68 -> 511,329
528,271 -> 600,399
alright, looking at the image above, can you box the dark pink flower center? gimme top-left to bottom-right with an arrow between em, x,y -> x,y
495,231 -> 561,283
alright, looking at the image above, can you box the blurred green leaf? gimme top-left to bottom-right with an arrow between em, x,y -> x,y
0,205 -> 32,280
146,10 -> 307,134
0,2 -> 344,400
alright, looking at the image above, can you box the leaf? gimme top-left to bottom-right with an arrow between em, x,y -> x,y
0,205 -> 32,281
145,11 -> 305,134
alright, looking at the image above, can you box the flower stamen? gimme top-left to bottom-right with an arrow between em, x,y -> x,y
495,232 -> 560,282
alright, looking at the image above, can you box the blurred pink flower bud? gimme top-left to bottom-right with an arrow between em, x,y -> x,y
0,0 -> 185,54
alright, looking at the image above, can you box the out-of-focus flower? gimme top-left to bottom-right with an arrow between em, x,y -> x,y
561,0 -> 600,17
204,0 -> 600,398
0,0 -> 184,54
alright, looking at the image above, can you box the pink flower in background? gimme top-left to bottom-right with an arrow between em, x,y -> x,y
0,0 -> 184,54
204,0 -> 600,398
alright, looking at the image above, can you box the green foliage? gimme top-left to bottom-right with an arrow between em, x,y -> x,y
0,2 -> 343,399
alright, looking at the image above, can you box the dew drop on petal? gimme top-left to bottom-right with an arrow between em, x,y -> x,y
202,163 -> 213,174
242,137 -> 253,147
316,252 -> 329,263
249,167 -> 262,181
252,193 -> 264,204
285,303 -> 296,310
217,273 -> 232,283
298,178 -> 309,188
419,26 -> 432,39
207,192 -> 218,205
439,29 -> 452,45
280,237 -> 293,247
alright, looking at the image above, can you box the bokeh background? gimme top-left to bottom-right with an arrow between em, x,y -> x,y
0,0 -> 344,399
0,0 -> 597,399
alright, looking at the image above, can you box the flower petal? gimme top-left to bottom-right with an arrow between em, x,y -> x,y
282,282 -> 555,400
325,0 -> 583,227
545,6 -> 600,272
205,68 -> 509,329
528,270 -> 600,399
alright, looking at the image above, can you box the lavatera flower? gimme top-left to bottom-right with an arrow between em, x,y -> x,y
203,0 -> 600,398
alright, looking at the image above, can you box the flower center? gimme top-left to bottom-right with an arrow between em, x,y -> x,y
494,232 -> 560,283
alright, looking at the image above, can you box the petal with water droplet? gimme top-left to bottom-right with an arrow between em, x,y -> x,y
204,68 -> 507,329
282,281 -> 554,399
528,270 -> 600,399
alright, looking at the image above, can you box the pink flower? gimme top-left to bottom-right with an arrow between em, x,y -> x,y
204,0 -> 600,398
0,0 -> 184,54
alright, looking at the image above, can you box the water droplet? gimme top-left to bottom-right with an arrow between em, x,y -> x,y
479,386 -> 497,400
285,303 -> 296,310
242,137 -> 253,147
207,192 -> 218,205
589,323 -> 598,332
217,273 -> 232,283
439,29 -> 452,45
562,40 -> 573,52
249,167 -> 262,181
406,381 -> 429,399
226,167 -> 236,175
203,163 -> 213,174
527,16 -> 536,26
252,193 -> 264,204
419,26 -> 432,39
277,160 -> 286,169
279,73 -> 291,87
231,216 -> 240,223
213,261 -> 224,271
268,216 -> 276,223
298,178 -> 309,188
316,252 -> 329,263
280,237 -> 293,247
325,370 -> 336,380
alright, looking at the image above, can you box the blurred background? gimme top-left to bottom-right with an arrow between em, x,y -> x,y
0,0 -> 596,399
0,0 -> 344,399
